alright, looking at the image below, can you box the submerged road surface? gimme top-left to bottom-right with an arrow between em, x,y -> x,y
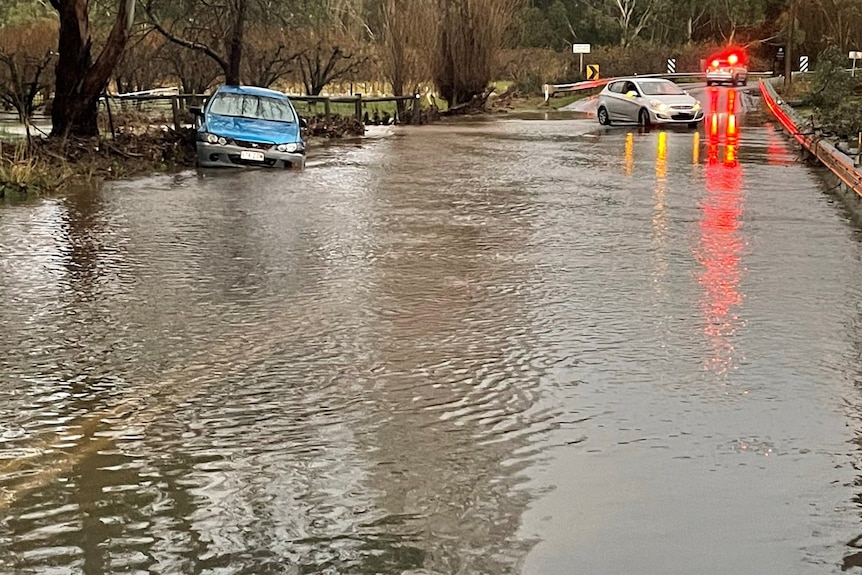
2,90 -> 862,574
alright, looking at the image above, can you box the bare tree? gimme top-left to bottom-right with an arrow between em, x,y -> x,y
372,0 -> 435,101
434,0 -> 522,108
297,33 -> 367,95
113,28 -> 166,94
243,23 -> 301,88
145,0 -> 249,85
0,19 -> 57,123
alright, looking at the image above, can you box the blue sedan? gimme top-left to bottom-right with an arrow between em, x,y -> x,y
195,85 -> 307,169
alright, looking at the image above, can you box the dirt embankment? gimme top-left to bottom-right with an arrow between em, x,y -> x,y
0,114 -> 365,198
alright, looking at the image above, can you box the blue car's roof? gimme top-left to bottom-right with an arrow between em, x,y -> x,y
213,85 -> 288,100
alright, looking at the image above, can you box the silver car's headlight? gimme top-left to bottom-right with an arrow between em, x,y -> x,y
649,99 -> 670,113
693,101 -> 702,111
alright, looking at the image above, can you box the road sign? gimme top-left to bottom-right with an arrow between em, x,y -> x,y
799,55 -> 809,72
850,51 -> 862,59
776,47 -> 785,60
572,43 -> 591,54
586,64 -> 600,80
667,58 -> 676,74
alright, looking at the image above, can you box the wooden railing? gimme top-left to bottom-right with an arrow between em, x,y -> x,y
100,91 -> 424,135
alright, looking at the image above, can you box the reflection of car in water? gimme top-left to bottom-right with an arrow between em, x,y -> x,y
194,85 -> 307,169
705,49 -> 748,87
705,88 -> 739,165
596,77 -> 703,128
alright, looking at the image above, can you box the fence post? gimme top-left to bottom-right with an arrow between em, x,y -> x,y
171,96 -> 181,131
354,94 -> 363,122
324,97 -> 331,118
412,93 -> 421,125
103,95 -> 115,139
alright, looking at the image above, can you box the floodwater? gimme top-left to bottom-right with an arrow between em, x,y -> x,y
2,87 -> 862,574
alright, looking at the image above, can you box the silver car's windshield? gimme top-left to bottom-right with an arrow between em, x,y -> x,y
208,93 -> 296,123
638,81 -> 686,96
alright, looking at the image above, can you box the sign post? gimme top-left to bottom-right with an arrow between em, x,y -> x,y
667,58 -> 676,74
572,43 -> 591,77
799,54 -> 809,72
850,51 -> 862,77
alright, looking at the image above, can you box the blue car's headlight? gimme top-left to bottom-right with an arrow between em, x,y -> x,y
276,142 -> 305,153
198,132 -> 229,145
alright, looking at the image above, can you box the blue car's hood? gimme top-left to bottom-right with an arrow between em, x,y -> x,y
203,114 -> 300,144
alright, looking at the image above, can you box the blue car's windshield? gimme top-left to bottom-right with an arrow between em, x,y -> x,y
208,93 -> 296,123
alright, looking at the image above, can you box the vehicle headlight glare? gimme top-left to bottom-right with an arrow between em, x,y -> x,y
205,133 -> 218,144
693,102 -> 702,111
650,99 -> 670,113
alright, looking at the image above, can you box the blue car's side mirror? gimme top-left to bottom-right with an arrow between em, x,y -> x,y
299,117 -> 308,128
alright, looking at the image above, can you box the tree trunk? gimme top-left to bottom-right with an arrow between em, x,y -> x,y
50,0 -> 135,138
225,0 -> 246,85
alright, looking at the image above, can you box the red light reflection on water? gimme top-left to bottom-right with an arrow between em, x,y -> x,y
698,88 -> 745,376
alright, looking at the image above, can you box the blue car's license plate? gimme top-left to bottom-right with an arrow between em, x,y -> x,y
240,150 -> 265,162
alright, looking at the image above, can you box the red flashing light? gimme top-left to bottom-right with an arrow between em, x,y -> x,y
711,59 -> 720,68
727,53 -> 739,65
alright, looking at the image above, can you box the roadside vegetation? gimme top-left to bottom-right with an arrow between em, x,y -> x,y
1,0 -> 862,196
795,47 -> 862,145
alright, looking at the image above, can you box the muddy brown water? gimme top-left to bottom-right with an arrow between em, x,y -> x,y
2,88 -> 862,574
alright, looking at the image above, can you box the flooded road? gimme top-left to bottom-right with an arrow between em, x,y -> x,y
2,88 -> 862,574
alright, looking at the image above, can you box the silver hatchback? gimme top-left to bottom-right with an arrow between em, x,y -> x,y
596,78 -> 704,128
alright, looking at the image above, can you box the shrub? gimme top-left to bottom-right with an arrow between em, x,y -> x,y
803,46 -> 862,140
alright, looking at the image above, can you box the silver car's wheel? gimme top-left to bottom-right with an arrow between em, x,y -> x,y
638,108 -> 651,126
597,106 -> 611,125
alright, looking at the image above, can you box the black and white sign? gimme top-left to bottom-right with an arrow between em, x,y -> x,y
667,58 -> 676,74
799,55 -> 809,72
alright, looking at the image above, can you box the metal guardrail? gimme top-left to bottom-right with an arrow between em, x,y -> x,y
544,71 -> 775,101
760,77 -> 862,197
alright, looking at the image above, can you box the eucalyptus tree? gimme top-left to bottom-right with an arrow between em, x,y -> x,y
0,0 -> 54,26
516,0 -> 616,49
604,0 -> 660,47
797,0 -> 862,54
709,0 -> 767,44
50,0 -> 138,137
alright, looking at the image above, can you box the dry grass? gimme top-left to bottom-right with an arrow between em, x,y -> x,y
0,128 -> 197,198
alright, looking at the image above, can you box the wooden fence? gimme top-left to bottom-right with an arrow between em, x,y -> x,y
100,92 -> 423,135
